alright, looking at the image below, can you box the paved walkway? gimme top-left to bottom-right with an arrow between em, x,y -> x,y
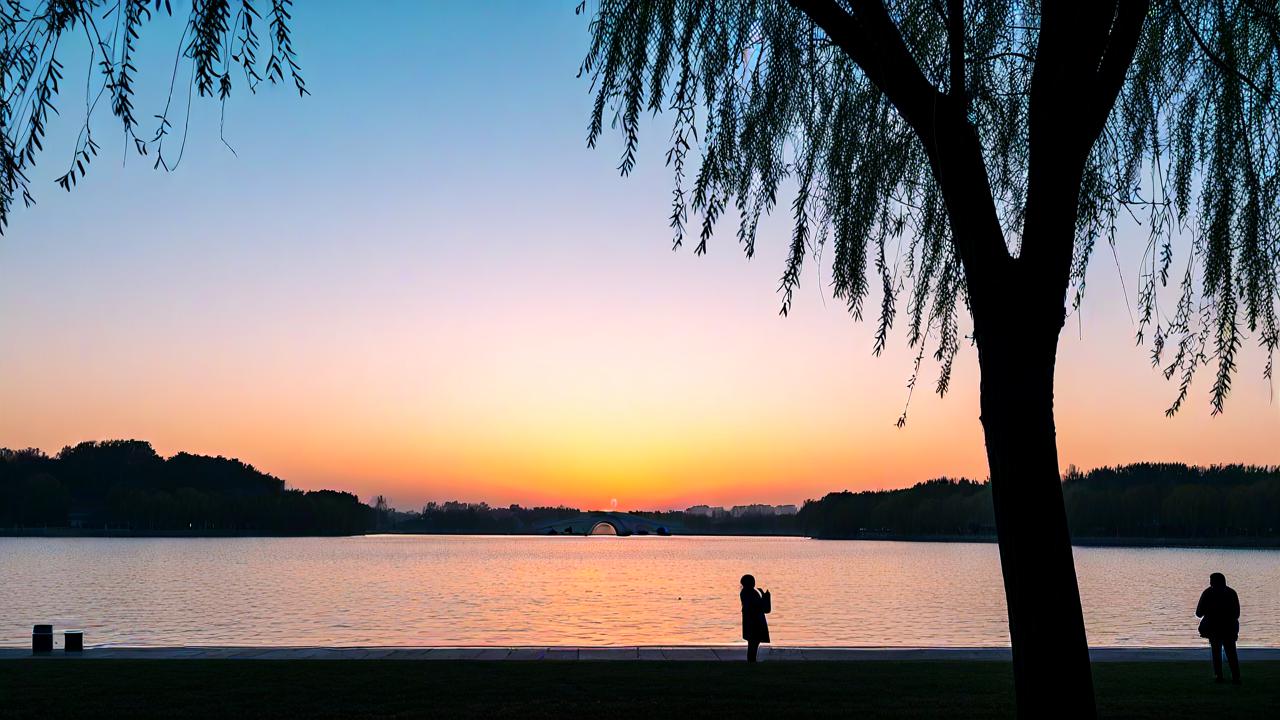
5,646 -> 1280,661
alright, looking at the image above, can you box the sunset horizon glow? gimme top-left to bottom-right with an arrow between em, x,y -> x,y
1,2 -> 1277,512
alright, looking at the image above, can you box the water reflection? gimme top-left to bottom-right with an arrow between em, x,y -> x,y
0,536 -> 1276,647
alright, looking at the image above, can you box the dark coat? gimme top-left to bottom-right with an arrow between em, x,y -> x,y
1196,585 -> 1241,641
741,587 -> 771,643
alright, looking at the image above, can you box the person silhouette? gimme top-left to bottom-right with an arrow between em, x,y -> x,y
1196,572 -> 1241,684
740,574 -> 771,663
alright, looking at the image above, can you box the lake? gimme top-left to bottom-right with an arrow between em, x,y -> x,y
2,536 -> 1277,647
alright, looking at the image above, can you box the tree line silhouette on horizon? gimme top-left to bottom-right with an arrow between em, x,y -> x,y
0,440 -> 370,535
5,441 -> 1276,543
799,464 -> 1280,541
379,502 -> 800,536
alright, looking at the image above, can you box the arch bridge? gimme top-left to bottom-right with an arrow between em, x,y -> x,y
534,511 -> 679,536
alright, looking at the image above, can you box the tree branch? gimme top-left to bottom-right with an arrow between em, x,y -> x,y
1093,0 -> 1151,133
967,52 -> 1036,64
788,0 -> 940,130
946,0 -> 965,108
789,0 -> 1013,300
1020,1 -> 1148,318
1173,0 -> 1271,100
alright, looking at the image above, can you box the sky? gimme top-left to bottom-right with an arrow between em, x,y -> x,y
1,1 -> 1277,511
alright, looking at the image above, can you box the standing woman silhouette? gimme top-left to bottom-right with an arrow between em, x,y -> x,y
1196,572 -> 1242,684
740,574 -> 771,663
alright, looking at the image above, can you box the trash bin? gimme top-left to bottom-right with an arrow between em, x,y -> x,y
64,630 -> 83,653
32,624 -> 53,654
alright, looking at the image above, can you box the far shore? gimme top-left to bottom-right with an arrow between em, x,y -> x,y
6,646 -> 1280,661
0,528 -> 364,539
811,533 -> 1280,549
5,527 -> 1280,549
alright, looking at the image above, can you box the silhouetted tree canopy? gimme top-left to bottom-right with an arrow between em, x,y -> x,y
580,0 -> 1280,416
0,0 -> 306,232
0,440 -> 371,535
378,503 -> 800,535
798,463 -> 1280,539
390,502 -> 586,534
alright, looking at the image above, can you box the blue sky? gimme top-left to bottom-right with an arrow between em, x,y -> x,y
1,2 -> 1276,509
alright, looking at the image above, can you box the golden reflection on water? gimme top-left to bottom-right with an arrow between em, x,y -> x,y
1,536 -> 1277,647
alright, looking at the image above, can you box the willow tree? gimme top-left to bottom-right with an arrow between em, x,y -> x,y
0,0 -> 306,232
579,0 -> 1279,715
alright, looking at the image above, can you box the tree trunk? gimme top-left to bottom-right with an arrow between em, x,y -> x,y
976,306 -> 1095,719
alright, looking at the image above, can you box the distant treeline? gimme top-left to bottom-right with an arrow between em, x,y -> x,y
378,503 -> 800,535
382,501 -> 582,534
797,477 -> 994,538
798,463 -> 1280,540
1,440 -> 373,535
6,446 -> 1278,541
1062,463 -> 1280,538
623,509 -> 799,535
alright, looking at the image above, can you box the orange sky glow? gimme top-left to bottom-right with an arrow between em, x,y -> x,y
1,3 -> 1275,512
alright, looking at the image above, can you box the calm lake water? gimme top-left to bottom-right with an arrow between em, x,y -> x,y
2,536 -> 1277,647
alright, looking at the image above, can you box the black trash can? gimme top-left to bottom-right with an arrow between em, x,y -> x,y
64,630 -> 83,653
32,624 -> 53,654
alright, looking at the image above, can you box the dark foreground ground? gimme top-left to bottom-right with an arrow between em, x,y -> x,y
1,660 -> 1276,719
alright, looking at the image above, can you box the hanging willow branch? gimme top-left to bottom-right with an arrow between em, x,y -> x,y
579,0 -> 1280,418
0,0 -> 307,233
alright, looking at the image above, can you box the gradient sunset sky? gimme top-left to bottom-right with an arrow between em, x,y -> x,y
1,2 -> 1276,511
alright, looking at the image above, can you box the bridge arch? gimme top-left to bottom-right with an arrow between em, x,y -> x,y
588,520 -> 619,536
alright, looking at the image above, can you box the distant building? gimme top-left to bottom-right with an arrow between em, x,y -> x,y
686,504 -> 796,518
729,504 -> 798,517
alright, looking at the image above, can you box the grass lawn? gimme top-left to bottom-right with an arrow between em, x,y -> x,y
1,660 -> 1276,719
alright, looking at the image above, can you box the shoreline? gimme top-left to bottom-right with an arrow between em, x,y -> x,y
6,645 -> 1280,662
5,528 -> 1280,549
811,533 -> 1280,549
0,529 -> 364,539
